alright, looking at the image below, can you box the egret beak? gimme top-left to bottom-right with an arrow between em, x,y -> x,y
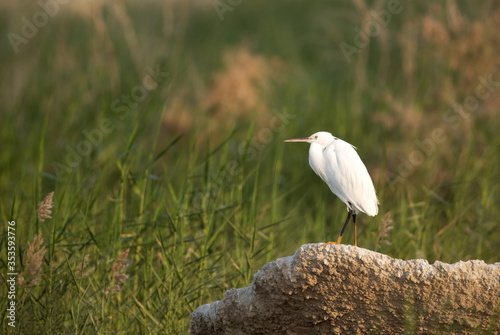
284,137 -> 311,143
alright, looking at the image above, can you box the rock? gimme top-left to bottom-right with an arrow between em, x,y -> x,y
190,243 -> 500,334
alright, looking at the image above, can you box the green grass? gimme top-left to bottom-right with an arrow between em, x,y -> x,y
1,0 -> 500,333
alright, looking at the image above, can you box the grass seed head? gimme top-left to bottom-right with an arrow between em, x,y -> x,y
75,254 -> 90,279
37,192 -> 54,222
21,230 -> 47,288
106,249 -> 130,295
373,212 -> 394,251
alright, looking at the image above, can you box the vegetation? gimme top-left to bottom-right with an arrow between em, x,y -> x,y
1,0 -> 499,333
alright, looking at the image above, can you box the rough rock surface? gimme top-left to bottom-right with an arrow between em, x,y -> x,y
191,243 -> 500,334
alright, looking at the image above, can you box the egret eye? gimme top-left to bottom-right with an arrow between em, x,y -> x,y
314,136 -> 318,139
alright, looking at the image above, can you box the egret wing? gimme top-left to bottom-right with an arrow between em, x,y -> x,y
322,139 -> 378,216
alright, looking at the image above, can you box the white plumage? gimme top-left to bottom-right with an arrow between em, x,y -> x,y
285,131 -> 379,245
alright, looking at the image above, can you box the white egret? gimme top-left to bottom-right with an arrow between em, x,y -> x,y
285,131 -> 379,246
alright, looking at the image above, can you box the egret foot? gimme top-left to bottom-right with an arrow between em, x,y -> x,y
322,235 -> 343,247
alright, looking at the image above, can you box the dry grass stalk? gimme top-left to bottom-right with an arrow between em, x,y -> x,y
75,254 -> 90,279
163,44 -> 286,143
37,192 -> 54,222
422,16 -> 450,45
205,45 -> 284,121
373,212 -> 393,251
106,249 -> 130,295
19,230 -> 47,288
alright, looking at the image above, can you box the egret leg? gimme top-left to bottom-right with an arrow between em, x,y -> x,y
323,210 -> 352,246
353,214 -> 357,246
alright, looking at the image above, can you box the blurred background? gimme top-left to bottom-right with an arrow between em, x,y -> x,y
1,0 -> 500,332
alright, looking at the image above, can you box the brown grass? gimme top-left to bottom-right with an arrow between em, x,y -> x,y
19,230 -> 46,288
372,3 -> 500,184
373,212 -> 393,251
420,3 -> 500,105
204,45 -> 284,119
36,192 -> 54,222
422,16 -> 449,45
106,249 -> 130,295
75,254 -> 90,279
163,44 -> 285,137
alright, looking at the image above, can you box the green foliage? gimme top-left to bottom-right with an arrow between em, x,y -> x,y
1,0 -> 499,333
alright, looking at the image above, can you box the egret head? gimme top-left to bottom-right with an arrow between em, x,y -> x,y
285,131 -> 334,148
